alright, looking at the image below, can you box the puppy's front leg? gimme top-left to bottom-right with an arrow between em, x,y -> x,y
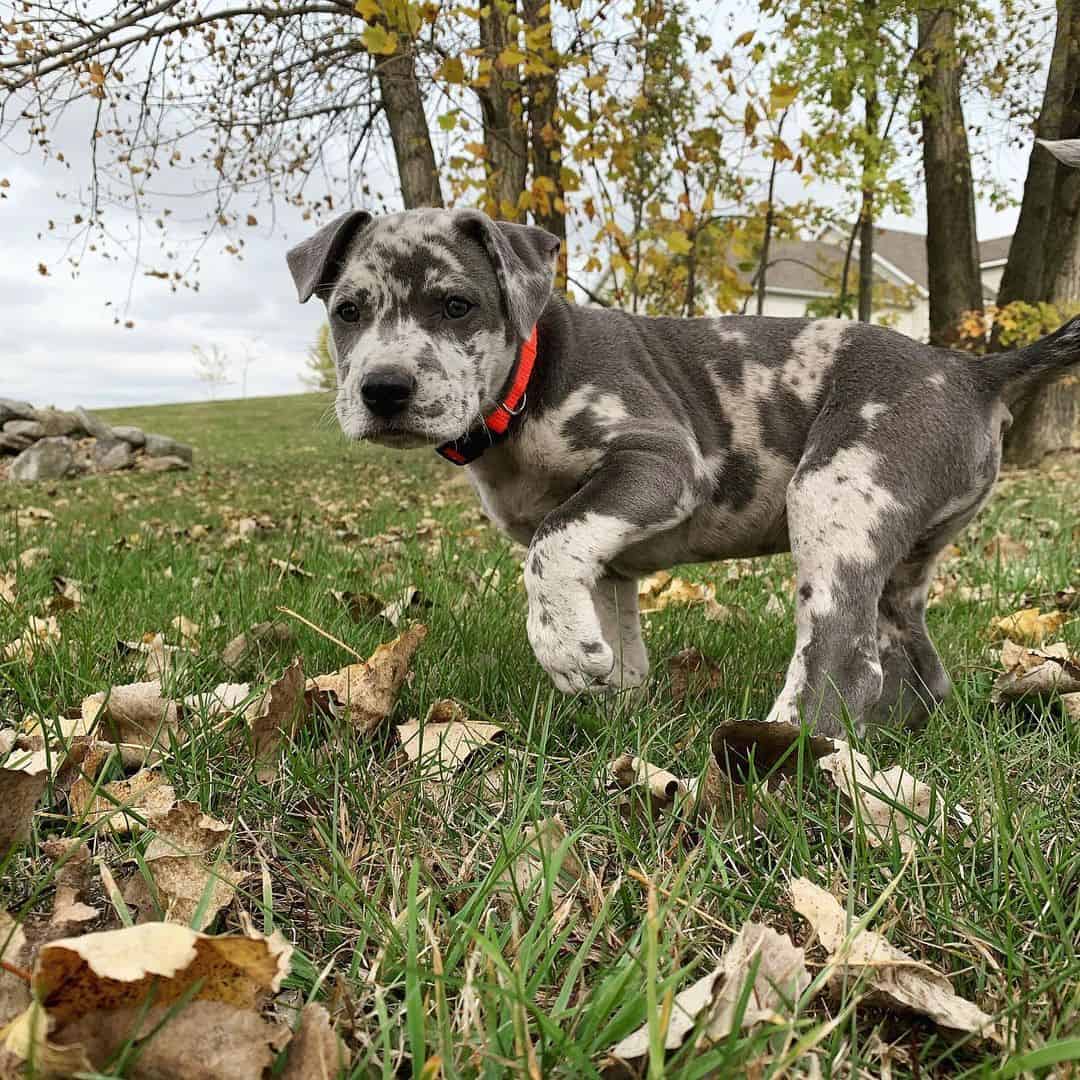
524,446 -> 693,693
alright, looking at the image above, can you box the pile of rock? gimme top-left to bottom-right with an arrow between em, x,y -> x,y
0,399 -> 194,483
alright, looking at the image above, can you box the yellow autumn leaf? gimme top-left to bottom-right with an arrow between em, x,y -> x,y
665,230 -> 694,256
497,47 -> 527,68
361,24 -> 398,55
438,56 -> 466,84
769,82 -> 798,111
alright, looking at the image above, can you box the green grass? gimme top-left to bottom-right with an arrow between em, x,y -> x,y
2,392 -> 1079,1077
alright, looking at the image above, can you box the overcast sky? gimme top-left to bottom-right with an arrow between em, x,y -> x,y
1,23 -> 1033,411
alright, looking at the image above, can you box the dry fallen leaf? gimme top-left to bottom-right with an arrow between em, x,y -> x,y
381,585 -> 429,626
2,614 -> 61,661
790,878 -> 998,1039
610,753 -> 693,816
988,607 -> 1069,646
119,631 -> 192,678
183,681 -> 252,718
82,680 -> 181,750
0,743 -> 51,854
280,1002 -> 351,1079
42,838 -> 99,931
171,613 -> 201,645
13,507 -> 55,529
818,743 -> 944,852
498,818 -> 591,926
0,910 -> 31,1027
15,546 -> 50,569
711,719 -> 837,783
612,922 -> 811,1059
639,572 -> 729,621
992,639 -> 1080,702
69,750 -> 176,835
667,647 -> 723,703
983,533 -> 1030,562
0,922 -> 294,1077
397,700 -> 502,772
0,569 -> 16,605
270,556 -> 313,579
47,575 -> 83,613
244,657 -> 305,779
222,619 -> 294,670
308,624 -> 427,735
123,801 -> 245,930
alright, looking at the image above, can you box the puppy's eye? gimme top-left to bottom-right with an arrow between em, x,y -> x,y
443,296 -> 472,320
335,301 -> 361,323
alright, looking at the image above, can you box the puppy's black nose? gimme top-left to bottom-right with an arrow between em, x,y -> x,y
361,368 -> 416,418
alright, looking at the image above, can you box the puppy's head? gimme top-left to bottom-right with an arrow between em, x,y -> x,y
286,208 -> 560,448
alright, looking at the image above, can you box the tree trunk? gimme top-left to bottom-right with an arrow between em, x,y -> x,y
375,49 -> 444,208
477,0 -> 528,221
917,5 -> 983,345
997,0 -> 1080,307
522,0 -> 567,288
1002,0 -> 1080,463
857,79 -> 880,323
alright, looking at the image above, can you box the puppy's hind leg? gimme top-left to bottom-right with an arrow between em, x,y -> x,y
591,575 -> 649,689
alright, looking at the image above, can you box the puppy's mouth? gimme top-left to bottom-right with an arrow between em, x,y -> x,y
365,427 -> 432,449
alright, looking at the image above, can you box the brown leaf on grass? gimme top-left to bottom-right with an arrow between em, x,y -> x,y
991,639 -> 1080,702
222,620 -> 295,670
638,571 -> 729,621
183,681 -> 252,718
330,588 -> 383,623
498,819 -> 591,924
15,546 -> 50,569
0,569 -> 15,605
119,631 -> 192,678
0,744 -> 51,853
307,624 -> 427,736
988,607 -> 1069,646
13,507 -> 55,529
56,1001 -> 289,1080
2,614 -> 61,661
270,556 -> 313,579
983,533 -> 1030,562
170,613 -> 200,645
789,878 -> 998,1039
280,1002 -> 351,1079
710,719 -> 837,784
42,838 -> 99,930
0,911 -> 31,1026
123,802 -> 246,930
381,585 -> 429,627
244,658 -> 304,779
0,923 -> 294,1077
667,647 -> 723,703
609,753 -> 693,816
396,700 -> 502,772
82,680 -> 181,750
0,1001 -> 95,1078
47,575 -> 83,612
611,922 -> 811,1060
818,743 -> 944,853
69,750 -> 176,835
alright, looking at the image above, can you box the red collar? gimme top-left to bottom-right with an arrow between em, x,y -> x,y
436,325 -> 538,465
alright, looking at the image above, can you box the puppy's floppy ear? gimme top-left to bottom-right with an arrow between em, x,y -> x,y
455,210 -> 560,340
286,210 -> 372,303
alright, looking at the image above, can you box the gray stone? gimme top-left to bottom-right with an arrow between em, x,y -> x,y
0,398 -> 35,425
74,407 -> 114,441
35,408 -> 83,438
138,454 -> 190,473
111,425 -> 146,448
0,433 -> 33,454
9,437 -> 75,482
3,419 -> 44,440
143,433 -> 194,463
93,439 -> 134,473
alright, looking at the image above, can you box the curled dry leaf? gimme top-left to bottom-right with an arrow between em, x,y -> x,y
381,585 -> 429,626
667,647 -> 723,703
124,801 -> 245,930
397,700 -> 502,772
270,556 -> 313,579
818,743 -> 944,853
710,719 -> 837,784
0,923 -> 294,1078
0,1000 -> 95,1079
0,569 -> 16,605
992,639 -> 1080,702
15,546 -> 50,569
280,1002 -> 351,1079
0,743 -> 51,853
498,818 -> 593,927
183,681 -> 252,718
988,607 -> 1069,646
13,507 -> 55,529
983,533 -> 1030,561
2,614 -> 61,661
170,613 -> 200,645
789,878 -> 998,1040
612,922 -> 811,1060
244,657 -> 304,780
69,749 -> 176,835
0,910 -> 31,1027
307,623 -> 427,736
638,571 -> 729,621
222,619 -> 294,670
610,753 -> 693,817
119,631 -> 192,678
47,575 -> 83,613
42,838 -> 99,930
82,679 -> 181,750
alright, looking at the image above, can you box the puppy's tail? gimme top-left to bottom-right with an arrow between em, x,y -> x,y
982,315 -> 1080,406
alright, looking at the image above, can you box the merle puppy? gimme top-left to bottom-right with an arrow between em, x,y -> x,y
287,208 -> 1079,738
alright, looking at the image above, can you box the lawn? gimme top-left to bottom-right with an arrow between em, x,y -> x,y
1,391 -> 1078,1077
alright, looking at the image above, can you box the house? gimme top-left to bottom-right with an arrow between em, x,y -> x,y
756,225 -> 1010,341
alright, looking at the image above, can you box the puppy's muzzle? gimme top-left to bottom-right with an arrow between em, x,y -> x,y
361,366 -> 416,418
